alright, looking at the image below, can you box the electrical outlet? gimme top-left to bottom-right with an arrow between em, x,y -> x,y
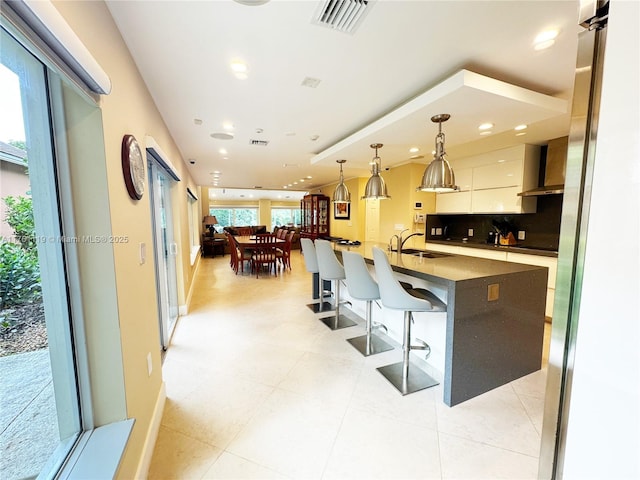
518,230 -> 526,241
435,227 -> 442,235
468,228 -> 474,237
146,352 -> 153,377
431,228 -> 436,235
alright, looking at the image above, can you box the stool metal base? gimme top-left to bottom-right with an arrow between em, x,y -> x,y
347,334 -> 394,356
319,313 -> 357,330
377,361 -> 439,395
305,301 -> 335,313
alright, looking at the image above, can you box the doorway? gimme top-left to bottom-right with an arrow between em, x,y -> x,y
148,160 -> 179,351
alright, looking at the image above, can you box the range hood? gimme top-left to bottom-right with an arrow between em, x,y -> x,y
519,136 -> 568,197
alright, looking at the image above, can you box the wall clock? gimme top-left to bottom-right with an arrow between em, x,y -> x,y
121,134 -> 145,200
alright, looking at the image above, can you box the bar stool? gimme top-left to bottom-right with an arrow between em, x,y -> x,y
315,240 -> 357,330
300,238 -> 334,313
342,251 -> 394,356
372,246 -> 446,395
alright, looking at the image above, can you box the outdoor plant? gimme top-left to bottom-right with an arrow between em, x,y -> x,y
0,240 -> 41,309
3,195 -> 36,252
1,195 -> 41,310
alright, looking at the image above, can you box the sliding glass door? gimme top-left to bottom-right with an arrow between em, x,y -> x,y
148,160 -> 179,351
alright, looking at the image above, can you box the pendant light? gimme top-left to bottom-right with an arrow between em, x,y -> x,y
332,159 -> 351,204
417,114 -> 458,192
362,143 -> 391,200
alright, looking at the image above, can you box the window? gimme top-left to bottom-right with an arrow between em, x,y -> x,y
271,207 -> 301,230
1,29 -> 81,477
210,207 -> 258,228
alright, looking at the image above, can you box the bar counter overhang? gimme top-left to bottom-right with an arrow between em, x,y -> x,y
333,242 -> 548,406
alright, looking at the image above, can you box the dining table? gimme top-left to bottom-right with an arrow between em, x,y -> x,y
233,235 -> 286,256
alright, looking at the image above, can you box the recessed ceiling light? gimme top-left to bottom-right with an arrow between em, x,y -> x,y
230,61 -> 247,73
223,122 -> 234,131
210,132 -> 234,140
219,148 -> 227,155
306,175 -> 312,179
233,0 -> 270,6
213,170 -> 221,174
516,132 -> 528,137
478,122 -> 494,130
299,179 -> 305,182
194,118 -> 203,125
283,186 -> 288,189
293,181 -> 298,185
514,124 -> 528,131
309,135 -> 319,141
480,131 -> 492,136
534,29 -> 559,50
409,147 -> 420,153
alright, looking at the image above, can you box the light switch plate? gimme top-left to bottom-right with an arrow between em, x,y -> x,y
518,230 -> 526,240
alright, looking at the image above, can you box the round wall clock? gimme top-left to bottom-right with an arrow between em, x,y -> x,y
121,134 -> 145,200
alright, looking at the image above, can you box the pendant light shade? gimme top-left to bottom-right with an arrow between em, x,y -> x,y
362,143 -> 391,200
332,159 -> 351,203
417,114 -> 458,192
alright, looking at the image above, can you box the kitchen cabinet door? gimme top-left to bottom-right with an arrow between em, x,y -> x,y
471,186 -> 531,213
436,191 -> 472,213
472,159 -> 523,190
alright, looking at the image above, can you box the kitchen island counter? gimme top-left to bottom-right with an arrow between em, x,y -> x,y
334,242 -> 548,406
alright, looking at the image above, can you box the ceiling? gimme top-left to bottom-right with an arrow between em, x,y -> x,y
105,0 -> 579,200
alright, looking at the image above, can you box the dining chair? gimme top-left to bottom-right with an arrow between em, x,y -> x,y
276,231 -> 294,270
251,233 -> 278,277
372,246 -> 447,395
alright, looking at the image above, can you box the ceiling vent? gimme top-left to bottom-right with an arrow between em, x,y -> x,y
312,0 -> 372,34
249,139 -> 269,146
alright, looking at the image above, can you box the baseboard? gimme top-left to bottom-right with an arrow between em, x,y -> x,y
179,254 -> 202,316
133,381 -> 166,479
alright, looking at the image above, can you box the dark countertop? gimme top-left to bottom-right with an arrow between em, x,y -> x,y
334,242 -> 548,286
426,238 -> 558,258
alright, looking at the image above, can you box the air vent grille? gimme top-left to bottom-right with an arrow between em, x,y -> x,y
312,0 -> 371,34
249,139 -> 269,146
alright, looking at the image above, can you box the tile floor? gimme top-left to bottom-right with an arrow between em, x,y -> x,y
148,251 -> 550,479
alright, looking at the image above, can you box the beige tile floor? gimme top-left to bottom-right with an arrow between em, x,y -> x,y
148,251 -> 550,479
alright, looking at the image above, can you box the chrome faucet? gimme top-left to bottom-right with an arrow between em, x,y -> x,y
400,232 -> 424,252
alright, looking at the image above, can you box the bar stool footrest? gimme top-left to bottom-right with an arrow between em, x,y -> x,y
347,334 -> 394,356
376,361 -> 439,395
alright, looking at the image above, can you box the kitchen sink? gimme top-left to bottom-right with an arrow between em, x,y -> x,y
398,248 -> 451,258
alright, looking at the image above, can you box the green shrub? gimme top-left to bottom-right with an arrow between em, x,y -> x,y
0,241 -> 41,309
3,196 -> 36,252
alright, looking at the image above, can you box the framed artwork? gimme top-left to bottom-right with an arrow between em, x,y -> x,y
334,202 -> 350,220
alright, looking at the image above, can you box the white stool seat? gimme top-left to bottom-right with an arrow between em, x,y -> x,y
300,238 -> 334,313
342,251 -> 394,356
372,247 -> 446,395
315,240 -> 356,330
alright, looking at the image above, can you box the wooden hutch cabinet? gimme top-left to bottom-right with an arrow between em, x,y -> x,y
300,194 -> 330,240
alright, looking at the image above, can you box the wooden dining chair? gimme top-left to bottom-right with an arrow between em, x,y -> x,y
276,231 -> 294,270
251,233 -> 278,277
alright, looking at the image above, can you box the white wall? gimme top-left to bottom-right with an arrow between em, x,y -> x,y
561,1 -> 640,477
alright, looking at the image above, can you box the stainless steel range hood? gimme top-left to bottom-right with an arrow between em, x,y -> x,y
519,136 -> 568,196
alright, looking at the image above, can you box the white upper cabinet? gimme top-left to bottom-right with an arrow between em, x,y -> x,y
435,144 -> 540,214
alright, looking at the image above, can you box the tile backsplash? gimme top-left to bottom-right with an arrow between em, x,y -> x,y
425,195 -> 563,251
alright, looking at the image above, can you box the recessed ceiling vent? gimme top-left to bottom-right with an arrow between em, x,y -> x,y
312,0 -> 372,34
249,139 -> 269,146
